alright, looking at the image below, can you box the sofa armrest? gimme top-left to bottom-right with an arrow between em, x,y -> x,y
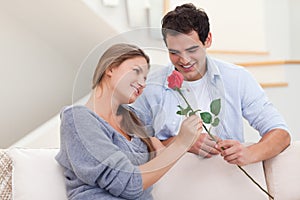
264,141 -> 300,200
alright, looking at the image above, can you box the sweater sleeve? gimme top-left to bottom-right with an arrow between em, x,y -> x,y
59,107 -> 144,199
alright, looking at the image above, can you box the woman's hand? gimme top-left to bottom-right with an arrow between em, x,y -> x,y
188,133 -> 221,158
176,115 -> 203,149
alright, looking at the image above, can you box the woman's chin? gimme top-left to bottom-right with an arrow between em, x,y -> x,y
128,98 -> 136,104
128,94 -> 139,104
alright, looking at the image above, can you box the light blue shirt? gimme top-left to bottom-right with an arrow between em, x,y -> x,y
131,56 -> 289,142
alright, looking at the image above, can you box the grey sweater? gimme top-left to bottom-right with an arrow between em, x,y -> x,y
55,106 -> 153,200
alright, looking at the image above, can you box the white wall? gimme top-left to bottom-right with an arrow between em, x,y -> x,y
0,10 -> 75,147
5,0 -> 300,148
289,0 -> 300,59
169,0 -> 268,52
0,0 -> 118,148
83,0 -> 130,33
264,0 -> 291,59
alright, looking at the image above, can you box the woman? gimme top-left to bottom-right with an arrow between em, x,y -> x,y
55,43 -> 202,199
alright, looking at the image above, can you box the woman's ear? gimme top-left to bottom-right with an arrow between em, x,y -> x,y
105,67 -> 113,77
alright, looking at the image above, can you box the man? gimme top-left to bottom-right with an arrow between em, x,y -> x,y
132,3 -> 290,166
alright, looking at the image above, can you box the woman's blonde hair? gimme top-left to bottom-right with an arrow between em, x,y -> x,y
92,43 -> 150,89
92,43 -> 155,158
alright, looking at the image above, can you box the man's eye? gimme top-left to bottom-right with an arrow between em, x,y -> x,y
187,48 -> 198,53
169,51 -> 179,55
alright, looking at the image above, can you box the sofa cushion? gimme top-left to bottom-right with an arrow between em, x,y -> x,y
264,141 -> 300,200
7,148 -> 67,200
152,152 -> 269,200
6,144 -> 298,200
0,150 -> 12,200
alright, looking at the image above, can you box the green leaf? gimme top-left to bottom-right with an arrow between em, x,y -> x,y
211,117 -> 220,127
210,98 -> 221,116
177,105 -> 184,110
200,112 -> 212,124
176,105 -> 184,115
189,111 -> 195,116
176,110 -> 183,115
183,106 -> 192,115
193,109 -> 201,113
176,105 -> 192,116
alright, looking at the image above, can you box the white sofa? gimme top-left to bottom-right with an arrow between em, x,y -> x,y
1,141 -> 300,200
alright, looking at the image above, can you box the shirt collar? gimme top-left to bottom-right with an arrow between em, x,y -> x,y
206,55 -> 221,86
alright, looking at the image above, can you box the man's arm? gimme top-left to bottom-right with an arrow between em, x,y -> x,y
216,128 -> 290,166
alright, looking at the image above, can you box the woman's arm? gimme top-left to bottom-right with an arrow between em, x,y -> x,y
139,115 -> 202,189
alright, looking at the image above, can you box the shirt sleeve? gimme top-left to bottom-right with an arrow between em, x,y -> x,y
239,68 -> 289,136
59,107 -> 144,199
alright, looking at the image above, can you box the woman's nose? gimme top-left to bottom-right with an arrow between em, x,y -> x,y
138,77 -> 146,88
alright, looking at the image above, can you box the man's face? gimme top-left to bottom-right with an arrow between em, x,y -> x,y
166,30 -> 211,81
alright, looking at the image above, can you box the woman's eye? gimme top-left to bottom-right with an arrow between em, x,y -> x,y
133,68 -> 140,74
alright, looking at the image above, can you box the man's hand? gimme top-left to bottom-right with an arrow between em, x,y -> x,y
188,133 -> 220,158
216,140 -> 252,166
216,129 -> 291,166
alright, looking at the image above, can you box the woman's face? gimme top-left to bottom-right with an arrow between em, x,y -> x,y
110,56 -> 149,104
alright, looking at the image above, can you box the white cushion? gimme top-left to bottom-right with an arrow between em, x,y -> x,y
9,144 -> 300,200
264,141 -> 300,200
152,153 -> 269,200
8,148 -> 67,200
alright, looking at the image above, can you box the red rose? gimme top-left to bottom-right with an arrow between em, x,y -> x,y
167,70 -> 184,89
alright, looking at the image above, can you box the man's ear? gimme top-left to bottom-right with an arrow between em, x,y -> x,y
204,32 -> 212,48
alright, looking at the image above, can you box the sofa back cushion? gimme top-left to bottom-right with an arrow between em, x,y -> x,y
152,153 -> 269,200
264,141 -> 300,200
2,148 -> 272,200
8,148 -> 67,200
